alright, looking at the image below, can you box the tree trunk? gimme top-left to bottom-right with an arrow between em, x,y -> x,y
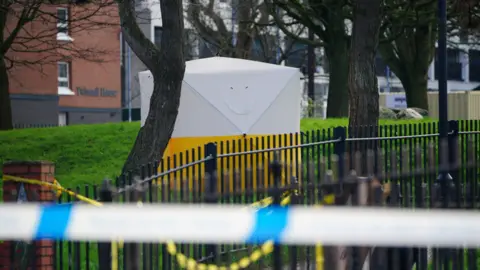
120,0 -> 185,175
325,42 -> 349,118
378,9 -> 436,113
0,57 -> 13,130
400,73 -> 429,110
379,38 -> 434,112
348,0 -> 382,129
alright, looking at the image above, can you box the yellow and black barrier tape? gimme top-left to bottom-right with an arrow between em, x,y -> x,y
2,174 -> 334,270
3,175 -> 100,206
164,192 -> 335,270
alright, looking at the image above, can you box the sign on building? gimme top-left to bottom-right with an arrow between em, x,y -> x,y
385,94 -> 407,109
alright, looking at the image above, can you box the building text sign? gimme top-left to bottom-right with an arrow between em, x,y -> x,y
385,94 -> 407,109
77,87 -> 117,97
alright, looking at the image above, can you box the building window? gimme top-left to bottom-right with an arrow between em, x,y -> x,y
58,62 -> 69,87
470,50 -> 480,82
154,26 -> 162,48
57,8 -> 72,41
435,48 -> 462,81
57,62 -> 74,95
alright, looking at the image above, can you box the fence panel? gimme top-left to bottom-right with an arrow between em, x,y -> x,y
5,120 -> 480,269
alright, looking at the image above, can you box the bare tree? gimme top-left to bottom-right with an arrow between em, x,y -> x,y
378,0 -> 480,111
0,0 -> 118,130
379,0 -> 437,111
117,0 -> 185,173
450,0 -> 480,48
265,0 -> 350,118
186,0 -> 303,63
261,0 -> 479,121
348,0 -> 382,129
187,0 -> 260,58
452,0 -> 480,33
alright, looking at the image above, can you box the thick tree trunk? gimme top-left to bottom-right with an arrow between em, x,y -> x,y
120,0 -> 185,174
378,10 -> 436,113
348,0 -> 382,175
347,6 -> 383,266
379,40 -> 433,112
325,42 -> 349,118
122,79 -> 183,174
348,0 -> 382,129
0,57 -> 13,130
400,73 -> 429,110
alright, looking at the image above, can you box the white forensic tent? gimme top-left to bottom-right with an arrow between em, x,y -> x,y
139,57 -> 302,185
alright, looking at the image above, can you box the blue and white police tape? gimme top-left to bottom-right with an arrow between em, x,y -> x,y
1,203 -> 480,247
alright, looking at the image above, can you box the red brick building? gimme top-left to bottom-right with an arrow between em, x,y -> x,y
7,4 -> 121,126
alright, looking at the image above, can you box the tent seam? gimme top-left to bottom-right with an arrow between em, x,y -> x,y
246,74 -> 297,134
183,80 -> 243,134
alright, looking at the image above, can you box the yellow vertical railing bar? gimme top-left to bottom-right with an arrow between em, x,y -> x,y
112,242 -> 118,270
315,244 -> 324,270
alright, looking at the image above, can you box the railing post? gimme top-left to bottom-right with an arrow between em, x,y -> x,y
436,120 -> 455,207
448,120 -> 459,176
125,178 -> 144,270
448,120 -> 459,204
434,121 -> 456,267
205,142 -> 218,193
288,178 -> 299,270
333,126 -> 347,183
98,179 -> 113,270
204,142 -> 218,261
269,152 -> 283,270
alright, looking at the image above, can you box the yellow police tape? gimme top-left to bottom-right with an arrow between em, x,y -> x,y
2,175 -> 100,206
2,174 -> 334,270
164,192 -> 334,270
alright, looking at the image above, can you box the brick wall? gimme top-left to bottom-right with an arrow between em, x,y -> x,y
1,161 -> 56,270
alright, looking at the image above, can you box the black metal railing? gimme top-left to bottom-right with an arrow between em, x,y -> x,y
3,119 -> 480,270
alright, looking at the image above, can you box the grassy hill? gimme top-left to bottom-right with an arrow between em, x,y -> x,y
0,119 -> 433,188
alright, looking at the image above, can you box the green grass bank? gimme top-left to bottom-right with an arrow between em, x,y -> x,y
0,118 -> 434,188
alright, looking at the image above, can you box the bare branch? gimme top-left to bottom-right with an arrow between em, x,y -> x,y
186,0 -> 232,55
264,0 -> 323,46
0,0 -> 121,70
184,0 -> 305,61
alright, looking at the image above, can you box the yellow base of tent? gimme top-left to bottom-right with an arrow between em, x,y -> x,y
157,134 -> 302,191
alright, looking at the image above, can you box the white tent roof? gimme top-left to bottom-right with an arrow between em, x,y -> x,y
185,57 -> 296,74
139,57 -> 301,137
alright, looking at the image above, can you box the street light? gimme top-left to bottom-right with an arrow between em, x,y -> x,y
437,0 -> 448,143
437,0 -> 451,170
437,2 -> 452,260
307,28 -> 315,117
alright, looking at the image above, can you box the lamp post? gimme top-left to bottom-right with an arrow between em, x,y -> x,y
437,0 -> 451,178
307,28 -> 315,117
437,0 -> 448,145
437,2 -> 452,267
